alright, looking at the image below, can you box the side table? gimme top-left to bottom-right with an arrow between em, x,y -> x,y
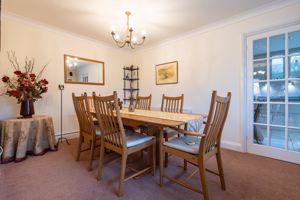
0,115 -> 57,163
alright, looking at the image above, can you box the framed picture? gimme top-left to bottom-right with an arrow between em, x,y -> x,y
155,61 -> 178,85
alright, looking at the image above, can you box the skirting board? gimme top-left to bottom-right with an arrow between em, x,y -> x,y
55,131 -> 79,140
221,140 -> 243,152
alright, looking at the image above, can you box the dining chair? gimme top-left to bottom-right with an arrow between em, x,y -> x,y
72,92 -> 101,171
161,94 -> 184,167
135,94 -> 152,110
93,91 -> 156,197
159,91 -> 231,200
86,92 -> 99,125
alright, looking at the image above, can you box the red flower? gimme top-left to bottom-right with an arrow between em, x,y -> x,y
41,87 -> 48,93
14,70 -> 22,75
2,76 -> 9,82
7,90 -> 20,97
20,80 -> 30,87
29,73 -> 36,79
39,79 -> 49,85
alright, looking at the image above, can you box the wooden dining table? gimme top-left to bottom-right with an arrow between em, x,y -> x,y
90,108 -> 206,162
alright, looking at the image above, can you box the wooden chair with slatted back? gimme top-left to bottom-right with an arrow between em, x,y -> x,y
86,92 -> 99,125
161,94 -> 184,166
161,94 -> 184,113
159,91 -> 231,200
93,91 -> 156,197
135,94 -> 152,110
72,92 -> 101,171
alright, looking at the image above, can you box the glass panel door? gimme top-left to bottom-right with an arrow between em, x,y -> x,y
247,24 -> 300,164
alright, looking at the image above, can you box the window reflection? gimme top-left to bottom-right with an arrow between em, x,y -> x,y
288,104 -> 300,127
288,80 -> 300,102
254,104 -> 267,124
270,104 -> 285,125
288,30 -> 300,55
289,55 -> 300,78
270,81 -> 285,102
253,60 -> 267,80
253,38 -> 267,59
253,82 -> 267,102
270,126 -> 285,149
270,34 -> 285,57
253,125 -> 267,145
288,129 -> 300,152
270,58 -> 285,80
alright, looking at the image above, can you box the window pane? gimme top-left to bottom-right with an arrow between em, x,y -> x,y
270,104 -> 285,125
253,38 -> 267,59
270,57 -> 285,80
288,80 -> 300,102
253,82 -> 267,102
288,128 -> 300,152
253,60 -> 267,80
270,126 -> 285,149
288,104 -> 300,127
270,34 -> 285,57
289,55 -> 300,78
254,103 -> 267,124
253,125 -> 267,145
288,30 -> 300,55
270,81 -> 285,102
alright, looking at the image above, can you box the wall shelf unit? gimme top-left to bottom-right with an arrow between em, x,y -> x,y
123,65 -> 139,104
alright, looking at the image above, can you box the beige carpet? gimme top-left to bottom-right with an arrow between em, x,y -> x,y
1,140 -> 300,200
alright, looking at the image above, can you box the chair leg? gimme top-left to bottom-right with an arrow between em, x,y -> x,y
164,135 -> 168,168
97,144 -> 105,180
152,144 -> 156,176
76,135 -> 83,161
183,159 -> 187,171
216,152 -> 226,190
199,161 -> 209,200
159,147 -> 164,187
88,139 -> 95,171
118,154 -> 127,197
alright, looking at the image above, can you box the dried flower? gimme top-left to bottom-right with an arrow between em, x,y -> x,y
2,76 -> 9,82
1,51 -> 49,103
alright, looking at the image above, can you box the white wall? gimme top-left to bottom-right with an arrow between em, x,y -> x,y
1,3 -> 299,151
0,15 -> 131,135
131,3 -> 300,151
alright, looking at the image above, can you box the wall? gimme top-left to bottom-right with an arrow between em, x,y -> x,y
131,3 -> 300,151
0,15 -> 131,136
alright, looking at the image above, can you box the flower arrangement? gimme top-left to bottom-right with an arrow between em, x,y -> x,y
1,51 -> 49,103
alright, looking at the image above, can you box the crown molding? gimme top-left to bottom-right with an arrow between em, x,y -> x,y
2,11 -> 132,53
135,0 -> 300,54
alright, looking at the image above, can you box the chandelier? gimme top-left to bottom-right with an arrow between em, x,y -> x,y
111,11 -> 146,49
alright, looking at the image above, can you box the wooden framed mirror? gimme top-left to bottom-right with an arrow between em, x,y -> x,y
64,54 -> 105,85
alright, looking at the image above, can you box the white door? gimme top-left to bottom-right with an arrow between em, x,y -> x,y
246,24 -> 300,164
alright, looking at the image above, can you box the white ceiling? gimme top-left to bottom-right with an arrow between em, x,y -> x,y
4,0 -> 285,49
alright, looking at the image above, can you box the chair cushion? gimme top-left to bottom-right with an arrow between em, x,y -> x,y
95,126 -> 101,136
125,129 -> 154,148
163,135 -> 201,154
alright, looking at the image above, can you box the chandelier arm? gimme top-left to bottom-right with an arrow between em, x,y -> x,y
135,36 -> 146,46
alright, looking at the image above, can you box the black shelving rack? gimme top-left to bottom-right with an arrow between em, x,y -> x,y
123,65 -> 139,103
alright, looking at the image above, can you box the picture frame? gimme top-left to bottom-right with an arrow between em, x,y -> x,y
155,61 -> 178,85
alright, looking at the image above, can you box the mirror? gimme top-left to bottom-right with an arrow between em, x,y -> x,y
64,54 -> 105,85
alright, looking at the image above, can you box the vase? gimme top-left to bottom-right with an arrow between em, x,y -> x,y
20,100 -> 35,118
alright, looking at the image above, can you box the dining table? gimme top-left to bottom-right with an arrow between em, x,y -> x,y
90,108 -> 206,162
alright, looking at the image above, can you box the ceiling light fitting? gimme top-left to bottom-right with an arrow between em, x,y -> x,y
111,11 -> 146,49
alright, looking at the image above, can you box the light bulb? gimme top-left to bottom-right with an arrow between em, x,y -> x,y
115,34 -> 120,40
133,37 -> 137,43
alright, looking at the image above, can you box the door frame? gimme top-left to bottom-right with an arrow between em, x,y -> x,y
242,20 -> 300,163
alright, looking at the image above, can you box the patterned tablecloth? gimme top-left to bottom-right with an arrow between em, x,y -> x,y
0,115 -> 57,163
